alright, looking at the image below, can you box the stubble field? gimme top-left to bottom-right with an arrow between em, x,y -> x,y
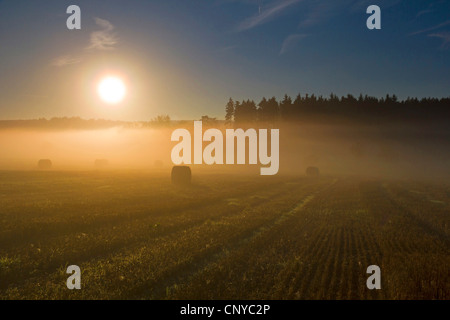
0,170 -> 448,299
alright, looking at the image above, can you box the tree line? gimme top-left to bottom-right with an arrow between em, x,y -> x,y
224,94 -> 450,125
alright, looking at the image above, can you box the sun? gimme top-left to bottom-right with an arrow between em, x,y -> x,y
98,77 -> 126,104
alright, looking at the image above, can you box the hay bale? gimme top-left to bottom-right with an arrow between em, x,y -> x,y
38,159 -> 52,170
94,159 -> 109,168
306,166 -> 320,177
171,166 -> 191,185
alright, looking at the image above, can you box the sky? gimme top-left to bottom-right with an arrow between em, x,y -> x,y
0,0 -> 449,121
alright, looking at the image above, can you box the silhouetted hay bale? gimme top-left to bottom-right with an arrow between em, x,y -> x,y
171,166 -> 191,185
94,159 -> 109,168
306,166 -> 320,177
38,159 -> 52,170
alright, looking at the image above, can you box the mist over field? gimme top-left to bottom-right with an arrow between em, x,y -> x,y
0,127 -> 172,171
0,122 -> 449,181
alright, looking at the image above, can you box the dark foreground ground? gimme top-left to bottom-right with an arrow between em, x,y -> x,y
0,170 -> 448,299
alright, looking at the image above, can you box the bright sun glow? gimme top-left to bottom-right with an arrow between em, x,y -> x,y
98,77 -> 126,104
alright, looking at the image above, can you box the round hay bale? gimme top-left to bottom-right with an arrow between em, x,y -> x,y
306,166 -> 320,177
94,159 -> 109,168
38,159 -> 52,170
171,166 -> 191,185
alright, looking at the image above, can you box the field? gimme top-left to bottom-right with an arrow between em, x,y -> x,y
0,170 -> 448,300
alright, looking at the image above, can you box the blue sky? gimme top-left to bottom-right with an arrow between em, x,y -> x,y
0,0 -> 449,120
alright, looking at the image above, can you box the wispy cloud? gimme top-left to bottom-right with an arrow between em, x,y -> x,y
349,0 -> 402,12
236,0 -> 302,32
51,17 -> 118,67
51,55 -> 82,67
409,20 -> 450,36
416,9 -> 433,18
299,0 -> 400,28
87,18 -> 118,50
428,31 -> 450,48
279,34 -> 308,55
298,1 -> 337,28
216,45 -> 238,53
415,1 -> 446,18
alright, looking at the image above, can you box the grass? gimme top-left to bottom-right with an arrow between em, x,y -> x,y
0,170 -> 448,299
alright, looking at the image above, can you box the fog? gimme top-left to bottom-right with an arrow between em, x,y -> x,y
0,123 -> 449,181
0,127 -> 173,170
279,123 -> 450,181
